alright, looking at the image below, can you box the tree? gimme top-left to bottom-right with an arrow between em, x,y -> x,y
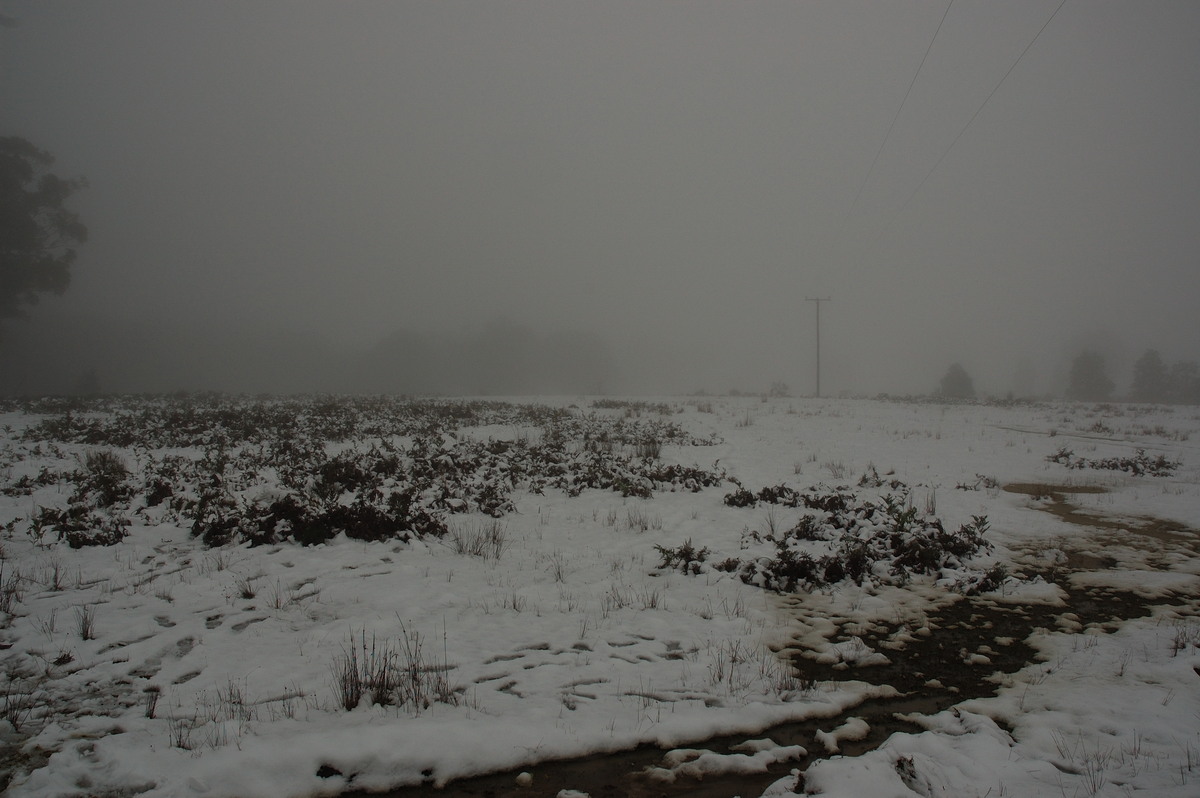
938,363 -> 975,399
1168,360 -> 1200,404
1065,350 -> 1114,402
1,136 -> 88,322
1129,349 -> 1168,403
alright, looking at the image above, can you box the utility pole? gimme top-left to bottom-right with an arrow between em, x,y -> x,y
806,297 -> 830,398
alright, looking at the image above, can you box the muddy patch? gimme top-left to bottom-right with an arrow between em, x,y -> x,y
347,583 -> 1182,798
1004,482 -> 1199,561
786,585 -> 1166,700
1003,483 -> 1109,498
1003,482 -> 1117,533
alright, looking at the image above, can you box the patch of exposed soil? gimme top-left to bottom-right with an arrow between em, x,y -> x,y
1003,483 -> 1110,498
1004,482 -> 1199,561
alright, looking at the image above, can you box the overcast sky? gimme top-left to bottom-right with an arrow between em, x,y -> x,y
2,0 -> 1198,396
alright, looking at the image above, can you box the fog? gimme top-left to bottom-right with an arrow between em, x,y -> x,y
2,1 -> 1198,397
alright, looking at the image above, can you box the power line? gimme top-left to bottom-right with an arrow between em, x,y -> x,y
873,0 -> 1069,243
848,0 -> 954,219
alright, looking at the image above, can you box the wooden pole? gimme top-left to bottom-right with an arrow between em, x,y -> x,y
805,297 -> 830,398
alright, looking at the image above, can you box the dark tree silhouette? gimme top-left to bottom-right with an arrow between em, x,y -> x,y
1065,350 -> 1114,402
1,136 -> 88,322
1129,349 -> 1168,403
1168,361 -> 1200,405
938,363 -> 975,399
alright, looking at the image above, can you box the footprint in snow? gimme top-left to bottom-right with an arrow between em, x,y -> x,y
128,636 -> 196,680
173,670 -> 201,684
173,636 -> 196,657
128,659 -> 160,679
230,617 -> 267,633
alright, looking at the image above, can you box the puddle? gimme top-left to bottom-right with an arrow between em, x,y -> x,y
1003,483 -> 1123,533
347,581 -> 1184,798
1003,483 -> 1109,497
1061,550 -> 1117,570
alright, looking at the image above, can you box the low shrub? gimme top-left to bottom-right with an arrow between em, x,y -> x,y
16,396 -> 728,550
28,449 -> 134,547
696,483 -> 995,594
654,539 -> 710,575
1046,446 -> 1180,476
723,487 -> 757,508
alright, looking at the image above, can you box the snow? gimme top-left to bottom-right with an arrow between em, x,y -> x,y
788,710 -> 1024,798
774,608 -> 1200,798
813,637 -> 891,668
0,396 -> 1198,797
643,739 -> 806,783
813,717 -> 869,753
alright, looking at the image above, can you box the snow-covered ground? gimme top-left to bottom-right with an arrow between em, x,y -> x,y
1,396 -> 1197,797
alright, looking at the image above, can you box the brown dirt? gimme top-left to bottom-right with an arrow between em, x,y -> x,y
1004,482 -> 1199,559
1003,483 -> 1110,497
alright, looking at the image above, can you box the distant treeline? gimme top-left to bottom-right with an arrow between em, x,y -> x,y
1061,347 -> 1199,404
936,348 -> 1200,404
0,315 -> 615,396
1125,349 -> 1200,404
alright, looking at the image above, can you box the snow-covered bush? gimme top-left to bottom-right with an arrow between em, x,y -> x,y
6,396 -> 726,548
684,485 -> 994,593
1046,446 -> 1180,476
654,538 -> 710,575
26,450 -> 133,547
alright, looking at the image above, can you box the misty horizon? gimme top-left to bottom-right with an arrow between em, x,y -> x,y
0,306 -> 1173,400
2,1 -> 1198,398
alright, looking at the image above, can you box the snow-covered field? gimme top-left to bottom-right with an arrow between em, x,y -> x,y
1,395 -> 1197,798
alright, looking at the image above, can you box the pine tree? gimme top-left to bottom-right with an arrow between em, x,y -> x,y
1066,351 -> 1114,402
1129,349 -> 1168,402
938,363 -> 975,399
